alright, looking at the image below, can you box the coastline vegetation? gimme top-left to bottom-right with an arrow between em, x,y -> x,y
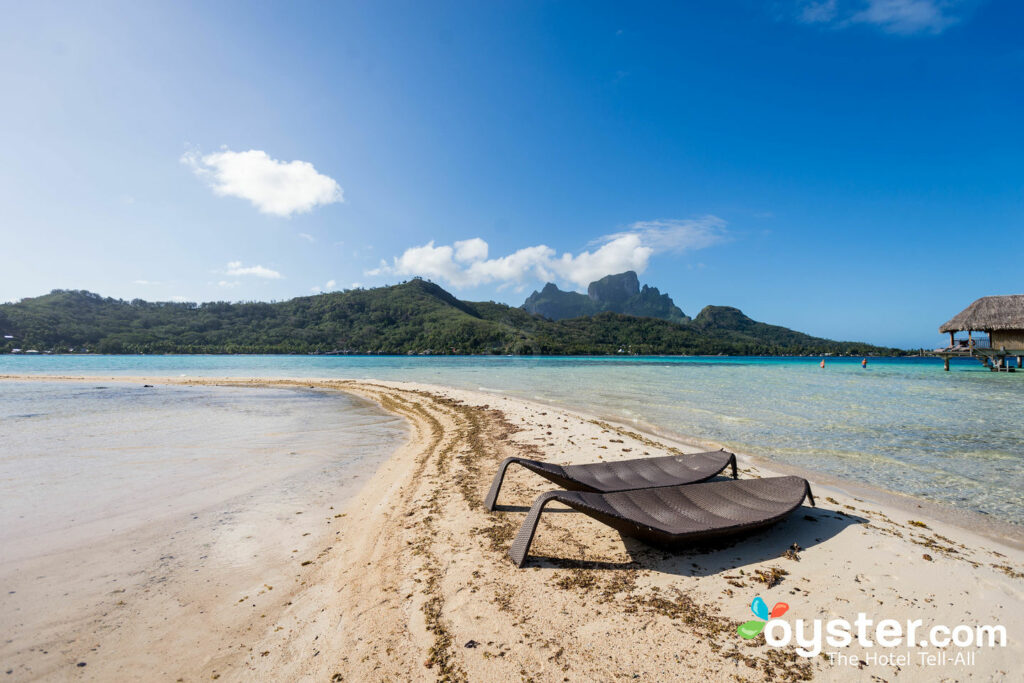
0,279 -> 903,356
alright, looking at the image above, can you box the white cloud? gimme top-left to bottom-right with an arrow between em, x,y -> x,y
182,148 -> 343,217
133,279 -> 160,285
454,238 -> 488,262
225,261 -> 283,279
367,216 -> 727,290
310,279 -> 338,294
851,0 -> 959,34
298,232 -> 315,243
218,280 -> 240,288
554,235 -> 651,288
598,216 -> 728,253
799,0 -> 838,23
794,0 -> 965,34
169,295 -> 190,303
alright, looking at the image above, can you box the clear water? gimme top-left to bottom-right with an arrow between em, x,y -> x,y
0,380 -> 407,564
2,354 -> 1022,524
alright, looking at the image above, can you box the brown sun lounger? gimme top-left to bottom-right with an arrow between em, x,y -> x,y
484,449 -> 737,511
509,475 -> 814,567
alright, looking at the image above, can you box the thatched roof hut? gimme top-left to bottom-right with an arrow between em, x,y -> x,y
939,295 -> 1024,333
937,295 -> 1024,372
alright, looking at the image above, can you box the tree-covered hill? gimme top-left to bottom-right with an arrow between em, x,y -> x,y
0,280 -> 902,356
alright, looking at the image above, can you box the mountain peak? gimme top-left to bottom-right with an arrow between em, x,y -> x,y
522,271 -> 688,322
587,271 -> 640,304
692,305 -> 756,330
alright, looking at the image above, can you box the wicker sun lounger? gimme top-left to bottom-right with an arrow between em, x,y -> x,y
509,475 -> 814,567
484,449 -> 737,511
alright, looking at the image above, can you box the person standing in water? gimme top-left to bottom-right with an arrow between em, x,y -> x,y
820,359 -> 825,368
862,358 -> 868,368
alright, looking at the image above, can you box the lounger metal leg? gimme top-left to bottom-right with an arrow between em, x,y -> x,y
729,453 -> 738,479
805,483 -> 816,507
509,491 -> 562,568
484,457 -> 524,511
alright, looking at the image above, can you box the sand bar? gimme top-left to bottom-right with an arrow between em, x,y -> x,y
1,374 -> 1022,682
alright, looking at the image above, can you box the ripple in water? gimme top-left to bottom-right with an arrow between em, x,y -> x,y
3,354 -> 1022,524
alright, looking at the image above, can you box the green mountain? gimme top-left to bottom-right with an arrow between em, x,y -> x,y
690,305 -> 834,348
522,271 -> 689,322
0,280 -> 901,356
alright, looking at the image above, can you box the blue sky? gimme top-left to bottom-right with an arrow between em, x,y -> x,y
0,1 -> 1020,348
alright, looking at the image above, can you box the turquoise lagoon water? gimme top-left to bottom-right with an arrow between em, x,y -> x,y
2,354 -> 1022,525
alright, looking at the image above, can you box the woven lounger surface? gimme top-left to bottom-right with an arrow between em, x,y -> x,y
484,449 -> 737,511
509,475 -> 814,567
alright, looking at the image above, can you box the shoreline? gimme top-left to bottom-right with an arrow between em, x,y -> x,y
460,384 -> 1024,552
2,374 -> 1023,680
617,416 -> 1024,552
401,376 -> 1024,554
3,372 -> 1021,548
0,380 -> 406,681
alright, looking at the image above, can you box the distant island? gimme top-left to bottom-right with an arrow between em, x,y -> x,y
0,275 -> 902,356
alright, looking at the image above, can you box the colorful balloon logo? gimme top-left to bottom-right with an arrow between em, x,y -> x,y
737,596 -> 789,639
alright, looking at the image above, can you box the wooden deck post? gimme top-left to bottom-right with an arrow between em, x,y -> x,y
943,357 -> 950,371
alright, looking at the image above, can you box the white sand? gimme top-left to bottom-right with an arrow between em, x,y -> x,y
1,375 -> 1022,682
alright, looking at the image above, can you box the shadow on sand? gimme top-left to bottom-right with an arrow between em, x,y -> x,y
520,505 -> 866,575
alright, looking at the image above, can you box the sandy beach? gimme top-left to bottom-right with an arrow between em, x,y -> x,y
2,375 -> 1022,682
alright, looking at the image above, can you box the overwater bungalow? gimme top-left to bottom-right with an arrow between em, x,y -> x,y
936,295 -> 1024,371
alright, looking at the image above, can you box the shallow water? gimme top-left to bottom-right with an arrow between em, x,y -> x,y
0,380 -> 407,565
2,354 -> 1022,525
0,380 -> 409,678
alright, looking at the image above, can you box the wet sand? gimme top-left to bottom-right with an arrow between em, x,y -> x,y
1,375 -> 1022,681
0,381 -> 405,680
